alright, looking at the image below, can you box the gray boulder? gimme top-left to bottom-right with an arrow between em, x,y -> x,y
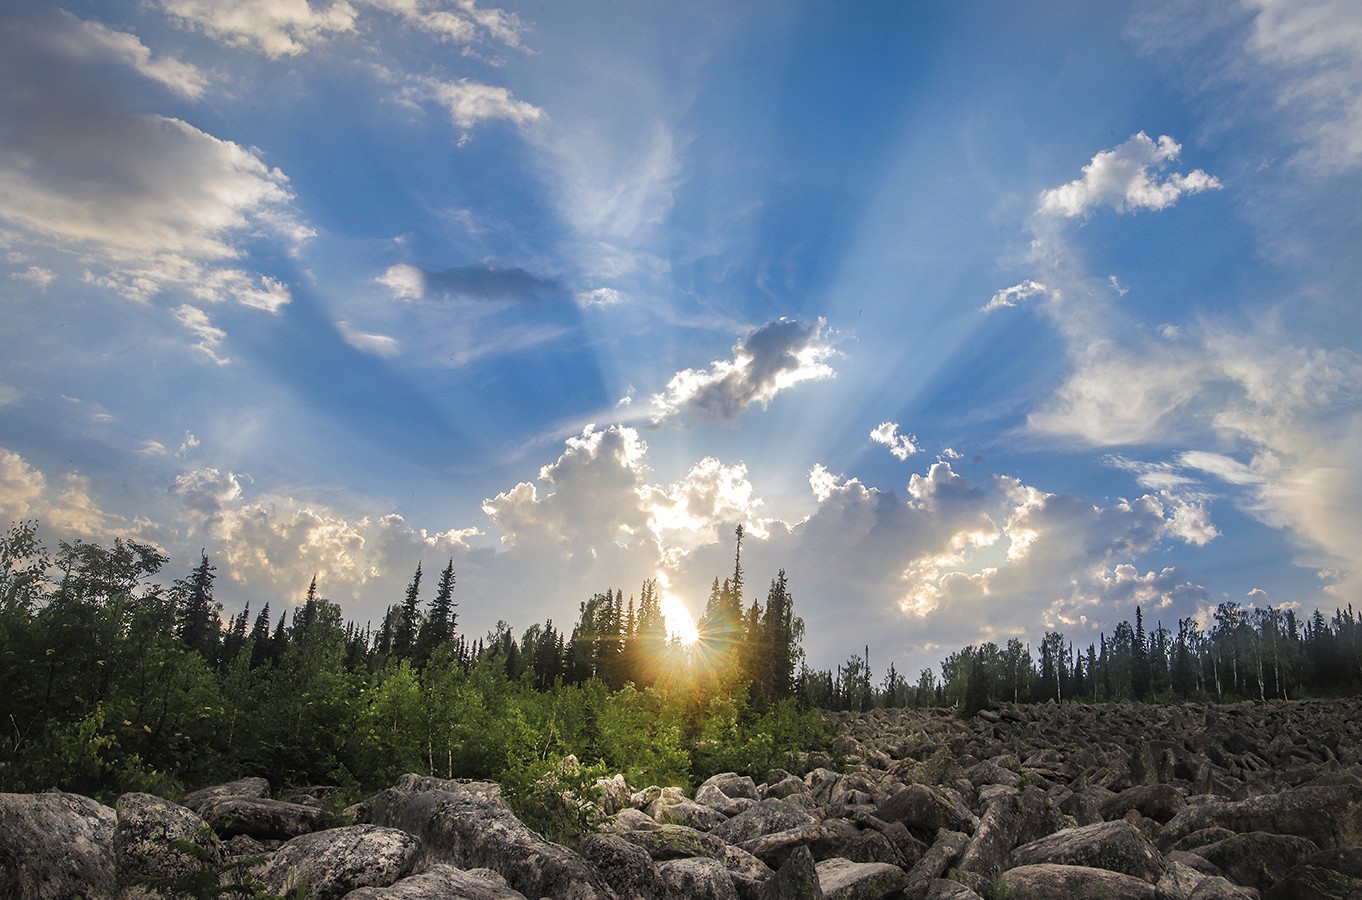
180,777 -> 271,812
1156,859 -> 1213,900
1194,831 -> 1319,892
657,856 -> 740,900
113,792 -> 219,888
701,772 -> 760,801
258,824 -> 421,899
198,795 -> 331,840
342,863 -> 530,899
1000,863 -> 1157,899
649,794 -> 729,830
617,822 -> 731,861
363,775 -> 614,900
712,798 -> 817,844
737,820 -> 861,868
815,858 -> 909,900
1008,819 -> 1164,882
1102,783 -> 1187,824
1160,784 -> 1362,850
1186,875 -> 1260,899
875,784 -> 977,838
581,833 -> 664,900
953,790 -> 1023,891
0,790 -> 116,900
761,845 -> 823,900
902,829 -> 970,900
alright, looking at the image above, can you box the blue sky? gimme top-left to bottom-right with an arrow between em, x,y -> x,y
2,0 -> 1360,676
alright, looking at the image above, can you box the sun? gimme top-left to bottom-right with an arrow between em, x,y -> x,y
659,590 -> 700,646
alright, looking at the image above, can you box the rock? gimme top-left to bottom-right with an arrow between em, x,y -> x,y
762,845 -> 823,900
1186,875 -> 1259,899
649,794 -> 729,830
701,772 -> 761,801
712,798 -> 817,844
1156,860 -> 1213,900
902,829 -> 970,900
1169,826 -> 1239,852
922,878 -> 984,899
180,777 -> 271,812
815,857 -> 909,900
1102,783 -> 1188,824
1298,847 -> 1362,878
953,790 -> 1023,892
1008,819 -> 1164,882
606,808 -> 660,833
1262,865 -> 1362,899
724,845 -> 776,900
342,863 -> 530,899
875,784 -> 977,839
1193,831 -> 1319,892
764,775 -> 811,801
0,790 -> 117,900
581,833 -> 665,900
113,792 -> 219,888
198,795 -> 331,840
737,820 -> 861,868
595,775 -> 632,817
363,775 -> 613,900
696,784 -> 756,817
1160,784 -> 1362,850
1000,863 -> 1157,899
657,856 -> 740,900
258,824 -> 421,900
617,822 -> 731,861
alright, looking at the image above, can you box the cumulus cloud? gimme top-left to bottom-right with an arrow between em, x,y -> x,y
869,422 -> 921,461
982,279 -> 1049,312
650,318 -> 836,423
0,12 -> 308,317
0,448 -> 147,541
10,266 -> 55,288
1038,132 -> 1222,218
158,0 -> 357,57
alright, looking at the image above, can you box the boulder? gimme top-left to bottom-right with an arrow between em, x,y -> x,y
1156,859 -> 1212,900
764,775 -> 812,801
1160,784 -> 1362,850
258,824 -> 422,900
953,790 -> 1023,891
657,856 -> 740,900
724,845 -> 776,900
902,829 -> 970,900
0,790 -> 117,900
761,845 -> 823,900
180,777 -> 271,812
198,795 -> 331,840
737,820 -> 861,868
815,858 -> 909,900
617,822 -> 731,861
342,863 -> 530,899
114,792 -> 219,889
921,879 -> 983,899
1007,819 -> 1164,882
1186,875 -> 1260,899
701,772 -> 761,801
712,798 -> 817,844
1193,831 -> 1319,892
1101,783 -> 1187,824
1000,863 -> 1157,899
875,784 -> 977,838
580,833 -> 664,900
595,775 -> 632,817
649,794 -> 729,830
363,775 -> 613,900
1262,865 -> 1362,899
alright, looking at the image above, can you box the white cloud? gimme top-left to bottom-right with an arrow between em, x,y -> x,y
403,76 -> 544,134
377,263 -> 426,300
171,305 -> 230,364
338,321 -> 402,356
1038,132 -> 1222,218
65,13 -> 208,98
576,287 -> 624,307
650,318 -> 836,423
0,448 -> 147,541
869,422 -> 921,461
982,279 -> 1049,312
0,12 -> 309,315
158,0 -> 358,58
10,266 -> 55,288
0,385 -> 21,408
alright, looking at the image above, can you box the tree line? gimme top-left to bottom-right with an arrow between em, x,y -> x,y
0,520 -> 823,803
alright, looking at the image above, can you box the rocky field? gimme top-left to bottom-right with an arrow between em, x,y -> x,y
3,698 -> 1362,899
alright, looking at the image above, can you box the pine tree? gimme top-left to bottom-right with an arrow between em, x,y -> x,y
393,563 -> 423,659
174,550 -> 220,663
414,560 -> 456,666
248,602 -> 272,668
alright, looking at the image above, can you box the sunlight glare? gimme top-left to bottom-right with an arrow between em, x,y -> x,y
659,589 -> 699,646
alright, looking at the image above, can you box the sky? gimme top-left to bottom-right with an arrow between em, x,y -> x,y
2,0 -> 1360,678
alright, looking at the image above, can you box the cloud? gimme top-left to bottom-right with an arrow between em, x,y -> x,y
0,448 -> 148,541
338,321 -> 402,356
1038,132 -> 1222,218
869,422 -> 920,461
10,266 -> 55,288
650,318 -> 836,423
157,0 -> 358,58
63,12 -> 207,98
171,305 -> 230,365
377,263 -> 563,304
404,76 -> 544,134
982,279 -> 1049,312
0,12 -> 309,313
576,287 -> 624,307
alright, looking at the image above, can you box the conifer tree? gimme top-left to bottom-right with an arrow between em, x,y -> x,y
393,563 -> 423,659
415,560 -> 456,666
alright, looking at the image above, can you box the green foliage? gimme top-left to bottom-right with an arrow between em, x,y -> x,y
135,825 -> 289,899
500,755 -> 609,847
984,869 -> 1014,900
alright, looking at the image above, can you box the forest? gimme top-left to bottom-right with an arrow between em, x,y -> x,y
3,517 -> 1361,810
